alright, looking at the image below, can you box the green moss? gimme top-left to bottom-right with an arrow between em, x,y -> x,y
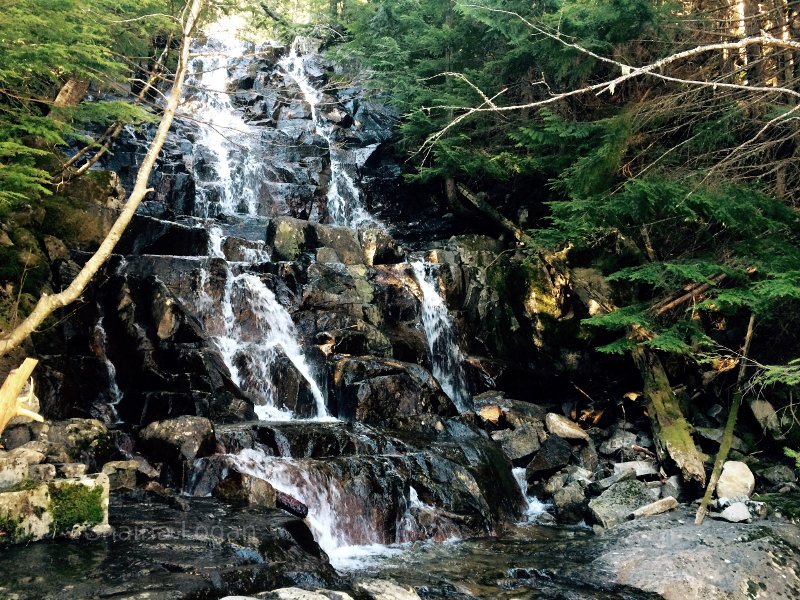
0,514 -> 22,545
48,483 -> 104,535
753,493 -> 800,519
5,479 -> 40,493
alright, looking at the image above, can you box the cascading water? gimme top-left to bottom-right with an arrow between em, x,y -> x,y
180,31 -> 330,420
410,261 -> 471,412
279,42 -> 381,230
90,318 -> 124,423
184,37 -> 266,217
512,467 -> 550,521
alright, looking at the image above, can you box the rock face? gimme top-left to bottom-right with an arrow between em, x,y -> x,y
716,461 -> 755,498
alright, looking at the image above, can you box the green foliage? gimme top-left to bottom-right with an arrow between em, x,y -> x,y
784,447 -> 800,469
0,0 -> 179,210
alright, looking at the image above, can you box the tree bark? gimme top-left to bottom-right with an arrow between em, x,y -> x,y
0,358 -> 43,436
52,78 -> 90,108
695,313 -> 756,524
0,0 -> 206,356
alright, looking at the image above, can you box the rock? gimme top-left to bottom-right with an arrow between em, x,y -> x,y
577,439 -> 599,473
313,222 -> 367,264
330,355 -> 457,428
255,588 -> 354,600
28,463 -> 56,482
44,419 -> 111,471
138,415 -> 216,463
599,429 -> 637,456
101,460 -> 139,491
589,466 -> 637,495
545,413 -> 589,442
718,502 -> 751,523
663,475 -> 683,501
613,460 -> 658,478
0,454 -> 27,491
588,479 -> 654,529
629,496 -> 679,519
213,472 -> 277,508
490,424 -> 541,465
59,463 -> 88,478
716,461 -> 755,499
266,216 -> 314,261
276,490 -> 309,518
526,436 -> 572,479
353,579 -> 421,600
477,404 -> 503,426
0,473 -> 110,544
553,482 -> 587,524
761,464 -> 796,486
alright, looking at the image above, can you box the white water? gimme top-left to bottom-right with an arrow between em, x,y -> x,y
183,37 -> 264,217
279,42 -> 382,230
91,318 -> 124,422
230,448 -> 392,568
410,261 -> 471,412
512,467 -> 550,521
192,266 -> 330,420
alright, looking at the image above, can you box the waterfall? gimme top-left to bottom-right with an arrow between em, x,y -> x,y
184,37 -> 265,217
229,448 -> 399,569
279,42 -> 382,230
180,31 -> 330,420
410,261 -> 471,412
512,467 -> 550,521
191,264 -> 330,420
91,318 -> 124,423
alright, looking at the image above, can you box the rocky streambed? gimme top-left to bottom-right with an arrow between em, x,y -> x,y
2,27 -> 800,600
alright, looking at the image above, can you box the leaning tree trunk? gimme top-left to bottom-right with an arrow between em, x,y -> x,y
0,0 -> 206,357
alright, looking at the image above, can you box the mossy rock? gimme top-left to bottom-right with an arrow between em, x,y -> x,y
753,493 -> 800,520
48,482 -> 104,535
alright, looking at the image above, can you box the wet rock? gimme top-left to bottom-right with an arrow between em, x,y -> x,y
553,482 -> 587,524
353,579 -> 421,600
330,355 -> 457,428
101,460 -> 139,491
545,413 -> 589,442
477,404 -> 503,426
0,494 -> 338,596
117,214 -> 210,256
760,464 -> 796,486
213,471 -> 277,508
577,439 -> 600,473
716,461 -> 755,499
313,223 -> 366,264
266,216 -> 314,261
490,424 -> 542,465
139,415 -> 216,463
718,502 -> 751,523
525,436 -> 572,480
663,475 -> 683,501
589,479 -> 654,529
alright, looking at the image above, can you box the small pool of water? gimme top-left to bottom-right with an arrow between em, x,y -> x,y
336,523 -> 661,599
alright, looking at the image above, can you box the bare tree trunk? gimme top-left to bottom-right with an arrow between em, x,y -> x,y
53,78 -> 90,108
0,0 -> 206,357
695,313 -> 756,524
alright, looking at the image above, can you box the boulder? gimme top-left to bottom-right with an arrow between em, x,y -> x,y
761,464 -> 796,486
490,423 -> 542,465
0,454 -> 27,491
43,419 -> 111,471
0,473 -> 110,544
353,579 -> 421,600
718,502 -> 752,523
613,460 -> 658,479
313,223 -> 366,264
525,436 -> 572,480
588,479 -> 653,529
330,355 -> 457,428
101,460 -> 139,491
266,216 -> 314,261
213,472 -> 277,508
599,429 -> 637,456
139,415 -> 216,463
28,463 -> 56,482
716,461 -> 755,499
553,482 -> 587,524
545,413 -> 589,442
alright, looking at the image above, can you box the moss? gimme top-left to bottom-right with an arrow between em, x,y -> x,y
5,479 -> 40,493
48,483 -> 104,535
753,493 -> 800,520
0,514 -> 22,544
